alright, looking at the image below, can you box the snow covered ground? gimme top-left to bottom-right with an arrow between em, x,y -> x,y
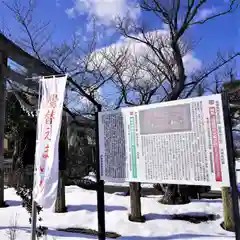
0,186 -> 236,240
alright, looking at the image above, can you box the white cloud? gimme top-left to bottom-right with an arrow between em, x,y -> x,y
182,52 -> 202,75
91,29 -> 202,87
66,0 -> 140,26
66,8 -> 76,18
195,7 -> 216,22
65,7 -> 76,18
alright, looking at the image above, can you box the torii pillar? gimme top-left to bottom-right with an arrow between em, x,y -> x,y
0,51 -> 7,206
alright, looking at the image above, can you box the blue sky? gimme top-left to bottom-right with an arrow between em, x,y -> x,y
0,0 -> 239,106
1,0 -> 239,57
1,0 -> 239,67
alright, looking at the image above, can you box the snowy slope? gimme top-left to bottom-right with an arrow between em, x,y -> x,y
0,186 -> 235,240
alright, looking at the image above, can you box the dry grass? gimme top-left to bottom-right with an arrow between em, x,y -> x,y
5,214 -> 19,240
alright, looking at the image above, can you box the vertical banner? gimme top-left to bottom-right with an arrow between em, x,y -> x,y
33,75 -> 67,209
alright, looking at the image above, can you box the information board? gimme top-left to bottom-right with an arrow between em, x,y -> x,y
98,94 -> 230,187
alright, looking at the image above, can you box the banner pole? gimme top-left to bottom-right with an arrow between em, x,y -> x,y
30,76 -> 42,240
222,92 -> 240,240
30,200 -> 37,240
95,108 -> 106,240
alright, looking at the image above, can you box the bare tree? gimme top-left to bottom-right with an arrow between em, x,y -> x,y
1,2 -> 131,230
114,0 -> 240,206
3,0 -> 240,225
45,31 -> 120,115
2,0 -> 52,60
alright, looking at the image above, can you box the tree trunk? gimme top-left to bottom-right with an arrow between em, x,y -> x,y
153,183 -> 166,194
222,187 -> 234,231
12,140 -> 19,171
12,138 -> 23,168
0,51 -> 7,207
128,182 -> 145,222
159,184 -> 178,204
159,184 -> 190,205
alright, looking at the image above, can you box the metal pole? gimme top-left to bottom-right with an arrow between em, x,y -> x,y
30,139 -> 37,240
95,109 -> 106,240
222,92 -> 240,240
30,77 -> 43,240
31,200 -> 37,240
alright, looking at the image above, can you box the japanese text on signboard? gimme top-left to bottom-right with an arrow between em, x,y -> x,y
39,94 -> 58,189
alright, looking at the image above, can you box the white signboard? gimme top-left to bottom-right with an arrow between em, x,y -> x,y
98,94 -> 230,188
33,75 -> 67,209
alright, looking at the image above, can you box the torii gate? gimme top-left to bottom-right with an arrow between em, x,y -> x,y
0,33 -> 64,209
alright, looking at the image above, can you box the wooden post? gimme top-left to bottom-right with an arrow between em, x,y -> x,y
55,169 -> 66,212
128,182 -> 145,222
222,186 -> 234,230
55,112 -> 67,213
0,51 -> 7,207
